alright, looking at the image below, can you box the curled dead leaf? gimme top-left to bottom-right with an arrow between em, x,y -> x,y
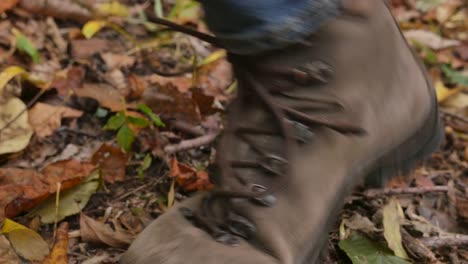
80,213 -> 134,248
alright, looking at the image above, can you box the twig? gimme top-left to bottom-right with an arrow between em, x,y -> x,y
364,186 -> 449,198
420,235 -> 468,249
164,132 -> 218,154
401,228 -> 441,263
441,109 -> 468,124
170,120 -> 205,137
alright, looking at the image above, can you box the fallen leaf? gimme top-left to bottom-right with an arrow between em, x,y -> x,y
101,52 -> 135,70
42,222 -> 68,264
70,39 -> 114,59
0,97 -> 33,155
0,0 -> 19,13
435,81 -> 463,102
0,66 -> 25,94
344,213 -> 380,235
12,28 -> 40,63
27,60 -> 61,89
82,20 -> 108,39
80,213 -> 134,248
28,103 -> 83,138
170,158 -> 213,192
0,235 -> 20,264
142,83 -> 200,124
2,219 -> 49,261
91,144 -> 128,183
404,29 -> 460,50
383,198 -> 409,259
443,92 -> 468,109
81,253 -> 110,264
0,160 -> 95,220
144,74 -> 193,93
51,66 -> 85,96
19,0 -> 91,23
415,0 -> 447,12
127,74 -> 145,100
96,1 -> 129,17
414,173 -> 435,187
339,232 -> 411,264
74,83 -> 125,111
28,170 -> 100,224
168,0 -> 201,24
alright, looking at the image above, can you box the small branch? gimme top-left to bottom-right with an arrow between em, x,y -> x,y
401,228 -> 441,263
441,109 -> 468,124
420,235 -> 468,249
164,133 -> 218,154
169,120 -> 205,137
364,186 -> 449,198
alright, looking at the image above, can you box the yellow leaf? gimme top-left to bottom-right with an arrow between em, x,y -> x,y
2,219 -> 28,233
97,2 -> 129,17
82,20 -> 108,39
383,198 -> 408,259
199,50 -> 226,66
0,66 -> 25,93
0,97 -> 33,155
435,81 -> 462,102
2,219 -> 50,261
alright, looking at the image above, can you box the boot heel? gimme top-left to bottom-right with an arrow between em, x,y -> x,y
364,101 -> 444,187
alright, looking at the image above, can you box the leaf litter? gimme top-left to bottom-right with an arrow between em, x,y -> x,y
0,0 -> 466,263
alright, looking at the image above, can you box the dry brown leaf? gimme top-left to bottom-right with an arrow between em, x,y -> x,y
170,158 -> 213,192
127,74 -> 145,100
74,83 -> 125,111
142,83 -> 200,123
42,222 -> 68,264
19,0 -> 91,23
0,0 -> 19,13
195,58 -> 232,101
80,213 -> 134,248
0,160 -> 94,220
70,39 -> 114,59
91,144 -> 128,183
0,235 -> 21,264
144,74 -> 193,93
101,53 -> 135,70
51,66 -> 85,96
28,103 -> 83,138
414,173 -> 435,187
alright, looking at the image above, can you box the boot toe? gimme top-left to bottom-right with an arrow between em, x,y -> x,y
120,194 -> 278,264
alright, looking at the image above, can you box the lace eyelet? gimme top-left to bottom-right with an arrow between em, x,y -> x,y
227,213 -> 256,239
250,184 -> 277,207
258,154 -> 288,175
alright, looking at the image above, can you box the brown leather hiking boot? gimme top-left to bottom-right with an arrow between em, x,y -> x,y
121,1 -> 443,263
